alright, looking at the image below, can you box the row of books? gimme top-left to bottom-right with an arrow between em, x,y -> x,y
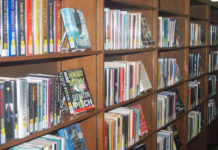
158,17 -> 179,48
10,123 -> 87,150
210,25 -> 218,46
208,51 -> 218,73
190,22 -> 205,46
158,58 -> 181,89
208,75 -> 217,97
0,74 -> 61,145
157,90 -> 184,129
157,124 -> 182,150
189,53 -> 204,79
188,81 -> 203,110
187,110 -> 202,142
104,61 -> 152,107
104,104 -> 148,150
0,0 -> 62,57
104,8 -> 154,51
208,98 -> 217,125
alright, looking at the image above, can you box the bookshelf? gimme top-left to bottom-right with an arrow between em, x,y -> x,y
0,0 -> 217,150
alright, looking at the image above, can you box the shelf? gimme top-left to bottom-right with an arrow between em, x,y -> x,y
158,46 -> 189,51
0,108 -> 99,149
0,51 -> 101,63
157,113 -> 185,132
187,130 -> 204,145
158,8 -> 189,17
126,129 -> 155,150
104,48 -> 156,56
190,16 -> 209,21
187,73 -> 207,81
104,89 -> 155,112
189,45 -> 208,49
105,0 -> 157,10
187,99 -> 205,113
158,81 -> 186,92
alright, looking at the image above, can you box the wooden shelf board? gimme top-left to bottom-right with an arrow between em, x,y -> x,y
104,89 -> 155,112
0,51 -> 101,63
158,46 -> 189,51
158,81 -> 186,92
159,8 -> 189,17
190,16 -> 209,21
187,130 -> 204,145
0,108 -> 99,149
106,0 -> 157,10
187,73 -> 207,82
156,113 -> 185,132
189,45 -> 208,49
104,48 -> 156,55
126,129 -> 155,150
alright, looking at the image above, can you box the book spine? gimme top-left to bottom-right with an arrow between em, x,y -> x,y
16,0 -> 25,56
47,0 -> 54,53
33,0 -> 41,55
0,82 -> 5,144
25,0 -> 33,55
54,0 -> 61,53
0,0 -> 3,56
2,0 -> 8,57
43,0 -> 48,53
8,0 -> 16,56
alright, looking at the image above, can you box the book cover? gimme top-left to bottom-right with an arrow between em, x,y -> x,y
61,8 -> 91,51
8,0 -> 16,56
15,0 -> 25,56
58,123 -> 87,150
59,68 -> 95,114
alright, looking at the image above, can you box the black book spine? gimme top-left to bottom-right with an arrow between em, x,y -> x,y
47,0 -> 54,53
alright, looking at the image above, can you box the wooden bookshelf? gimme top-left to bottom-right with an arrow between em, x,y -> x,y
0,0 -> 218,149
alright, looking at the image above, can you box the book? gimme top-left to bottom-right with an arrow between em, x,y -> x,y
59,68 -> 94,114
61,8 -> 91,51
129,104 -> 148,136
47,0 -> 54,53
25,0 -> 33,55
58,123 -> 87,150
8,0 -> 16,56
15,0 -> 26,56
167,124 -> 182,149
132,143 -> 146,150
54,0 -> 61,53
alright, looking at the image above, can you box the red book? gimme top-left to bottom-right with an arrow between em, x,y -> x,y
25,0 -> 33,55
54,1 -> 61,53
130,104 -> 148,136
119,67 -> 124,102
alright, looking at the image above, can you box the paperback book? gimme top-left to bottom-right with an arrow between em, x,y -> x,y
59,68 -> 95,114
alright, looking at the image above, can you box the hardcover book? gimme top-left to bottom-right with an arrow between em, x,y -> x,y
58,123 -> 87,150
61,8 -> 91,51
59,68 -> 95,114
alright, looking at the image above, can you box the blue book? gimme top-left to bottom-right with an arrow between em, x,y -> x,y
58,123 -> 87,150
8,0 -> 17,56
61,8 -> 91,51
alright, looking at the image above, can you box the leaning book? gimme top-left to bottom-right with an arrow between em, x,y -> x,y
58,123 -> 87,150
61,8 -> 91,52
59,68 -> 95,114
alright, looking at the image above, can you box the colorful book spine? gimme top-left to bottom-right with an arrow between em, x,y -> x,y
25,0 -> 33,55
33,0 -> 40,55
47,0 -> 54,53
8,0 -> 16,56
54,0 -> 61,53
15,0 -> 25,56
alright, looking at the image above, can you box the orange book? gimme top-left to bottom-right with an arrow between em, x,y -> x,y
25,0 -> 33,55
54,1 -> 61,53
